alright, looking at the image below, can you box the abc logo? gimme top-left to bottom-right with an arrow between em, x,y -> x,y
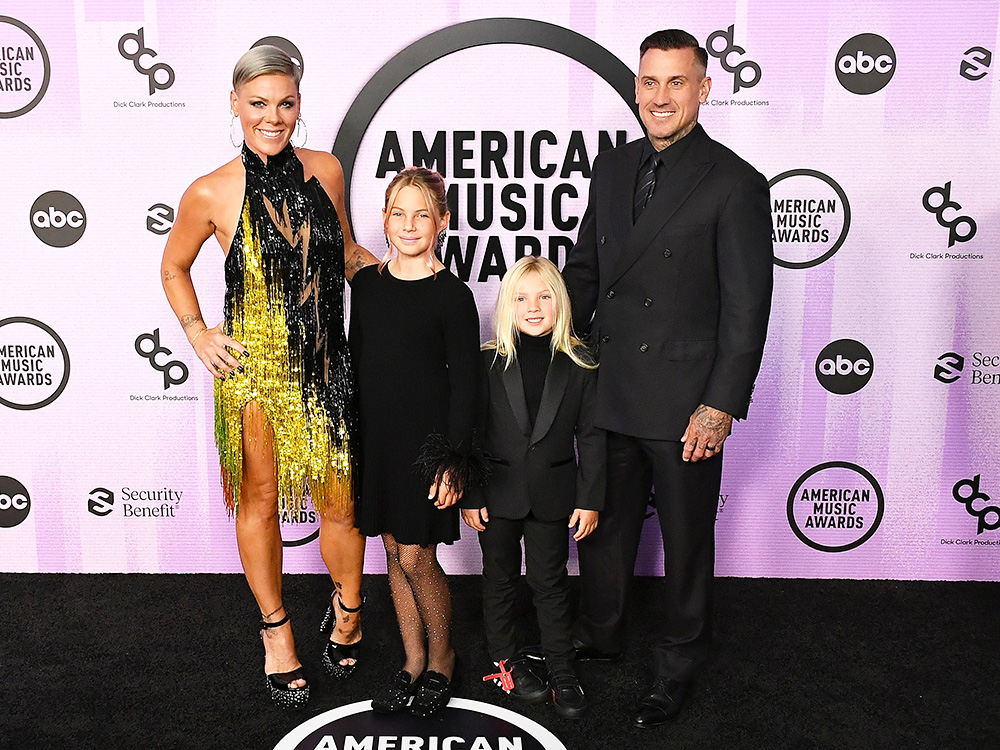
0,476 -> 31,528
836,33 -> 896,94
816,339 -> 874,394
30,191 -> 87,247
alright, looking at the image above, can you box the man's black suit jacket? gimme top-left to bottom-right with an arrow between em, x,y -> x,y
562,123 -> 773,440
463,349 -> 605,522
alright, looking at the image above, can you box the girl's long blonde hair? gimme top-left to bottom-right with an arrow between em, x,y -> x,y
380,166 -> 448,277
484,256 -> 596,370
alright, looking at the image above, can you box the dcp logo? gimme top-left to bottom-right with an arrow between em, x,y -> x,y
88,487 -> 115,517
952,474 -> 1000,535
118,28 -> 175,95
705,25 -> 761,94
960,46 -> 992,81
836,33 -> 896,94
135,329 -> 188,389
816,339 -> 873,395
923,182 -> 977,247
30,191 -> 87,247
0,476 -> 31,528
934,352 -> 964,383
146,203 -> 174,235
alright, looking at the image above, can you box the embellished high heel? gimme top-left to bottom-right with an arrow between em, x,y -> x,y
320,591 -> 364,678
260,611 -> 309,710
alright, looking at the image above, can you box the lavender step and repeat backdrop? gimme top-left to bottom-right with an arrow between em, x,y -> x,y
2,1 -> 999,579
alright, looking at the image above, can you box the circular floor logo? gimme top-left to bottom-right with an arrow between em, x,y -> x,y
815,339 -> 873,394
0,476 -> 31,528
0,317 -> 71,410
836,33 -> 896,95
787,462 -> 884,552
0,16 -> 51,118
30,190 -> 87,247
769,170 -> 850,269
274,699 -> 566,750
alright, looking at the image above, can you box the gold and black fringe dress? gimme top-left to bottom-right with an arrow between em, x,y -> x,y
215,143 -> 355,517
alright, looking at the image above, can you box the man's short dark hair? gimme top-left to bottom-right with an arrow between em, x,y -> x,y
639,29 -> 708,72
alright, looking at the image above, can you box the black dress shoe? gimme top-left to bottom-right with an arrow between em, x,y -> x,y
371,669 -> 417,714
571,639 -> 622,661
632,678 -> 689,728
549,671 -> 588,718
408,670 -> 454,717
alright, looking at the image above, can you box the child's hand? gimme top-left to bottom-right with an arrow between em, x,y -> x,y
429,469 -> 462,509
461,507 -> 489,531
569,509 -> 599,541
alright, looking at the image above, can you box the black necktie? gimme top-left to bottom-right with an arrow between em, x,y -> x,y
633,153 -> 660,222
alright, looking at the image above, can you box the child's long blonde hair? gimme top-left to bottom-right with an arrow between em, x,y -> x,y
484,256 -> 596,370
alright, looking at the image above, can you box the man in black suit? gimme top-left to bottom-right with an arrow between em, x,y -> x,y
562,28 -> 773,727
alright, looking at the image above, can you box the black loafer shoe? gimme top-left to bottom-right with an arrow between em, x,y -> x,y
549,671 -> 588,719
503,656 -> 549,703
632,678 -> 689,728
371,669 -> 417,714
571,639 -> 622,661
408,670 -> 454,717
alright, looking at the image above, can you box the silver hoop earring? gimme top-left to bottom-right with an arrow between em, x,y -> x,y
229,115 -> 241,148
436,230 -> 447,254
291,116 -> 308,148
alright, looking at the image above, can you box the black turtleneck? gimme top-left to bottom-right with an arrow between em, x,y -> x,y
518,331 -> 553,427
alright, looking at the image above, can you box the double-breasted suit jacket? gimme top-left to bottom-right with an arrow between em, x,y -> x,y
563,123 -> 773,438
465,348 -> 605,521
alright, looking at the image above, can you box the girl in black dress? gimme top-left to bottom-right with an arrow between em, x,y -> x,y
349,167 -> 483,716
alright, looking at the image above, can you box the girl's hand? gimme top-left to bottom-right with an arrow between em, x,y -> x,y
461,507 -> 489,532
569,509 -> 599,541
191,322 -> 247,379
429,469 -> 462,509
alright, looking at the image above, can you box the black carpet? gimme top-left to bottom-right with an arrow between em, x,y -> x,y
3,574 -> 998,749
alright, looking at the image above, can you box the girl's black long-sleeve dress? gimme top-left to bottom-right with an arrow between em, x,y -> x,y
349,264 -> 482,545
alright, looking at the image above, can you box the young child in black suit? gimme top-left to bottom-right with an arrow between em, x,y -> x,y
461,256 -> 605,718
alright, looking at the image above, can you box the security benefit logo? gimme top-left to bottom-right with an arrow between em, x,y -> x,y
836,33 -> 896,94
951,475 -> 1000,541
0,16 -> 51,118
960,47 -> 992,81
146,203 -> 174,235
335,19 -> 643,285
935,351 -> 1000,386
787,462 -> 885,553
815,339 -> 873,395
705,24 -> 761,95
88,486 -> 183,519
769,170 -> 850,269
934,352 -> 964,384
921,182 -> 977,251
0,476 -> 31,528
0,317 -> 70,410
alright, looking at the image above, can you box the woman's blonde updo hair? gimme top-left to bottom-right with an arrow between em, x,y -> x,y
232,45 -> 302,90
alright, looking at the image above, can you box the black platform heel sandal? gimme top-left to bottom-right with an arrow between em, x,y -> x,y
320,592 -> 364,678
260,611 -> 309,710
